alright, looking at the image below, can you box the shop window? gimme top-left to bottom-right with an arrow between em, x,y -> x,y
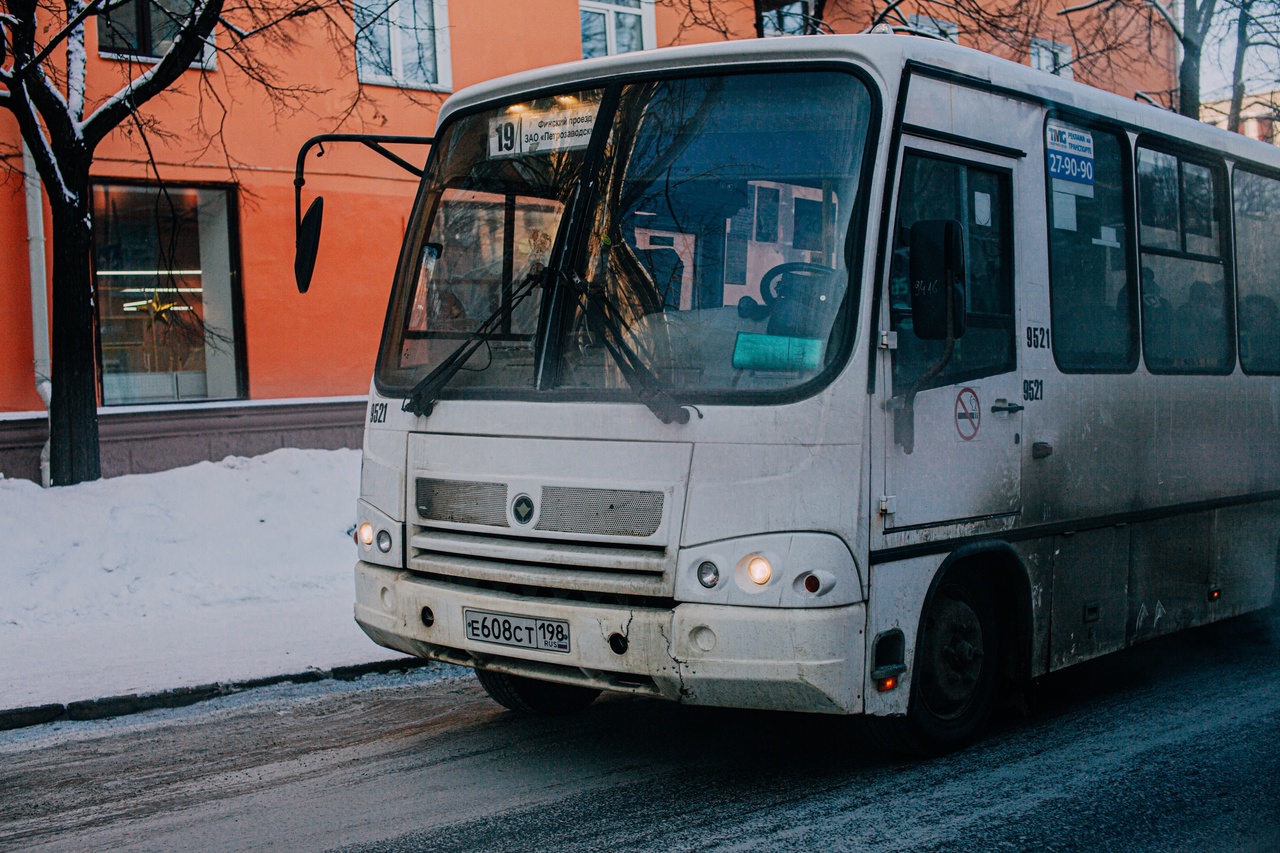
93,185 -> 243,405
1030,38 -> 1073,80
1136,144 -> 1233,374
580,0 -> 653,58
356,0 -> 451,89
1046,120 -> 1137,371
97,0 -> 214,63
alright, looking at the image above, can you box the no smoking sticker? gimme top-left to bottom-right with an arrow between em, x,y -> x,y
955,387 -> 981,441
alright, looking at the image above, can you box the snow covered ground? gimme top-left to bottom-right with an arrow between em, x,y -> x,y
0,449 -> 406,709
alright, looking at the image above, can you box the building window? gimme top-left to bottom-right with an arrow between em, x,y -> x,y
92,185 -> 243,406
1030,38 -> 1073,79
580,1 -> 654,58
761,1 -> 818,36
907,15 -> 959,43
355,0 -> 451,89
97,0 -> 215,63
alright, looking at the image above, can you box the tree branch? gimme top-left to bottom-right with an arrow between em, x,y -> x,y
15,0 -> 107,77
82,0 -> 225,147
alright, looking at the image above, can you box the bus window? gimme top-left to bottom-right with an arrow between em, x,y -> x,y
557,71 -> 873,393
1136,144 -> 1233,374
384,88 -> 604,391
1045,121 -> 1136,372
889,152 -> 1015,391
1231,169 -> 1280,374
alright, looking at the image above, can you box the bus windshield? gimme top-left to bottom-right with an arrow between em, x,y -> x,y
380,70 -> 875,402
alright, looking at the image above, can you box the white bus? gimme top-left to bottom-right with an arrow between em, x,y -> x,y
299,34 -> 1280,753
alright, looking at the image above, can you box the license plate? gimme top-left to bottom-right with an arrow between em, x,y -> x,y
463,609 -> 570,653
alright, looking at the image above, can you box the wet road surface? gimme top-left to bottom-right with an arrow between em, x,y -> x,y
2,608 -> 1277,852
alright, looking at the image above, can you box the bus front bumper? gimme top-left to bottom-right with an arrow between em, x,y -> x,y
354,562 -> 866,715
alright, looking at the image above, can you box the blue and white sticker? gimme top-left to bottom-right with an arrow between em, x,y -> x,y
1046,120 -> 1094,188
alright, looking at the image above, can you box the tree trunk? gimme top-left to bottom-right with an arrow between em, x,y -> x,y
1228,2 -> 1253,132
48,162 -> 102,486
1179,40 -> 1203,119
753,0 -> 766,38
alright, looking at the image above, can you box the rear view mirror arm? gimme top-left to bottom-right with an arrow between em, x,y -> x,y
293,133 -> 433,234
293,133 -> 433,293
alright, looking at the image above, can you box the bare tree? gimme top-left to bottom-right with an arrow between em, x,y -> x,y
1214,0 -> 1280,131
659,0 -> 1174,102
0,0 -> 402,485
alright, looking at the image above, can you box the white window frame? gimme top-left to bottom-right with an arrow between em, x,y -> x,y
762,1 -> 816,37
1030,37 -> 1074,80
96,0 -> 217,69
579,0 -> 656,58
356,0 -> 452,92
906,14 -> 959,44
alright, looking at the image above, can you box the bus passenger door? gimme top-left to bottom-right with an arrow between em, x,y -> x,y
880,141 -> 1023,532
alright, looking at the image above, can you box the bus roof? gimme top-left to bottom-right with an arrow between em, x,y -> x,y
438,34 -> 1280,173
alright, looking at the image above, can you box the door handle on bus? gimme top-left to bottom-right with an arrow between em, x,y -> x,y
991,399 -> 1024,413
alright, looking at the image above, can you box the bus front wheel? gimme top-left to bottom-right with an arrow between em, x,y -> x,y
475,669 -> 601,715
870,575 -> 999,756
909,578 -> 998,753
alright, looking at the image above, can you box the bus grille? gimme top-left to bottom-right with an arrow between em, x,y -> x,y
416,478 -> 509,527
535,487 -> 664,538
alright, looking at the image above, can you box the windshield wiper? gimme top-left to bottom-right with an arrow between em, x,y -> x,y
402,265 -> 548,417
565,271 -> 690,425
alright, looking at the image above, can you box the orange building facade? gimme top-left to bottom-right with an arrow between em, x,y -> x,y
0,0 -> 1176,479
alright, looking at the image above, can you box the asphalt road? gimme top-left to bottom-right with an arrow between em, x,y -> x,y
1,608 -> 1277,853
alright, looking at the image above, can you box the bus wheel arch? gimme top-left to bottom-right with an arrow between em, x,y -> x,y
901,542 -> 1033,754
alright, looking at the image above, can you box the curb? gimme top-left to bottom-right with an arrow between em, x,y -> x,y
0,657 -> 435,733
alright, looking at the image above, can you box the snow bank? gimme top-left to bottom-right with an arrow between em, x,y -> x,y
0,449 -> 404,708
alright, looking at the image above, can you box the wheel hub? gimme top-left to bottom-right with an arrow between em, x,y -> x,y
919,593 -> 986,720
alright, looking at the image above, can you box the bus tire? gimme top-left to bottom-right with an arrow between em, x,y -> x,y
475,669 -> 601,715
869,575 -> 999,756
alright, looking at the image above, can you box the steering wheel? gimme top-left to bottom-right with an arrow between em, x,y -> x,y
758,262 -> 837,307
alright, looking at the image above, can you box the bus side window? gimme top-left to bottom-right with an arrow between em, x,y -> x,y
888,152 -> 1015,392
1231,168 -> 1280,375
1136,145 -> 1234,374
1045,121 -> 1137,371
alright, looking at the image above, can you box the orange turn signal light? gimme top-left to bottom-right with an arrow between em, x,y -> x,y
875,675 -> 898,692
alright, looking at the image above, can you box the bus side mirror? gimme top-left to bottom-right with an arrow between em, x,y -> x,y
908,219 -> 966,340
295,197 -> 324,294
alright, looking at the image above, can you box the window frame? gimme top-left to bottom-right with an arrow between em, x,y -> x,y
1042,110 -> 1140,374
90,178 -> 248,406
1029,38 -> 1073,80
907,14 -> 959,43
355,0 -> 453,92
887,146 -> 1019,394
579,0 -> 656,58
1133,134 -> 1237,376
1229,162 -> 1280,376
373,61 -> 884,408
95,0 -> 217,68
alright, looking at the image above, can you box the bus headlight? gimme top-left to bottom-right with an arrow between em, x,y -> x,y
746,555 -> 772,585
358,522 -> 374,547
376,529 -> 393,553
697,561 -> 720,588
